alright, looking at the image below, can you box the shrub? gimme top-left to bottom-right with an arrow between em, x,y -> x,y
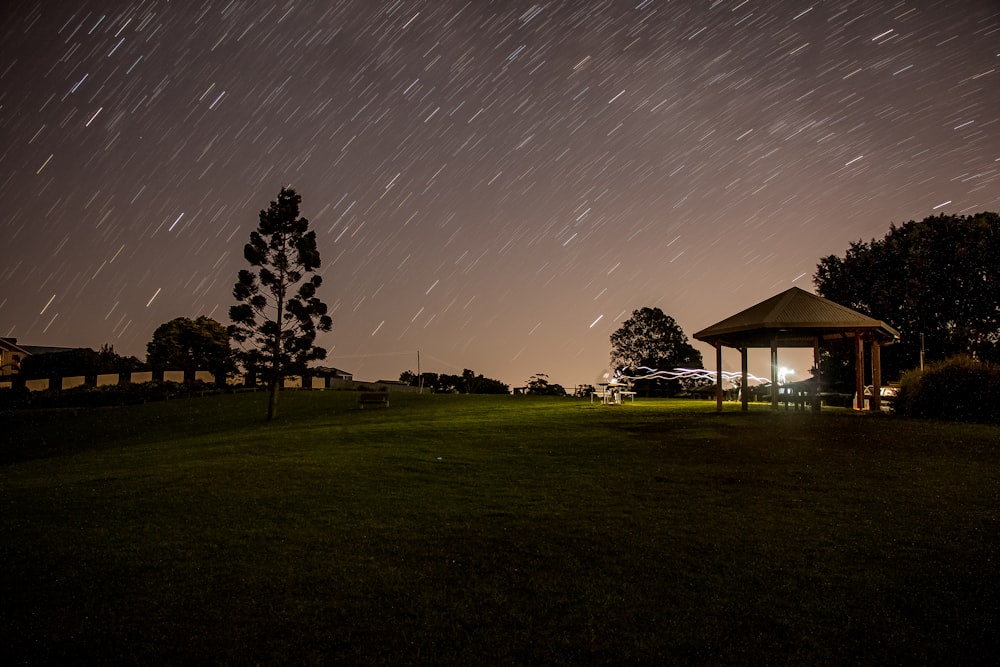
894,355 -> 1000,423
0,380 -> 224,411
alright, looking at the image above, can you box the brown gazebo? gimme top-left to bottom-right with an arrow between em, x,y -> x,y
693,287 -> 899,412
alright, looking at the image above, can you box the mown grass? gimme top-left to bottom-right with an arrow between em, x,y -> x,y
2,393 -> 998,664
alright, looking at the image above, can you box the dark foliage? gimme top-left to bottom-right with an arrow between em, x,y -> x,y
147,316 -> 234,385
0,380 -> 226,411
815,211 -> 1000,385
18,344 -> 144,381
526,373 -> 567,396
609,307 -> 703,396
894,355 -> 1000,423
229,187 -> 332,419
399,368 -> 510,394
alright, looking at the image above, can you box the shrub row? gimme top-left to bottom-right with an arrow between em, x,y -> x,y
0,381 -> 232,411
894,355 -> 1000,424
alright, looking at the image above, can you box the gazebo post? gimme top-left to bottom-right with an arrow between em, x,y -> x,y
855,334 -> 865,410
871,340 -> 882,411
770,337 -> 779,411
812,337 -> 821,413
740,346 -> 749,411
715,343 -> 723,412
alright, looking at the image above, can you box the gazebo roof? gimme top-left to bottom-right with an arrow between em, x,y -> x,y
693,286 -> 899,348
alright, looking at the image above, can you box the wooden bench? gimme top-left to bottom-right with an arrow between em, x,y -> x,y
358,392 -> 389,408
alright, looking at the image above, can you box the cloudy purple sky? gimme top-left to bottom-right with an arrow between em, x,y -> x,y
2,1 -> 997,387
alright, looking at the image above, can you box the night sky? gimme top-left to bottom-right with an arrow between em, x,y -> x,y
2,1 -> 998,388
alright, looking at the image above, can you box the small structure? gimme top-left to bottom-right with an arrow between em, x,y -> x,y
0,338 -> 31,379
311,366 -> 354,382
358,392 -> 389,408
693,287 -> 899,412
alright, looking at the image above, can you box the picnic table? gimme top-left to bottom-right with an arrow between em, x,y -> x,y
591,384 -> 635,405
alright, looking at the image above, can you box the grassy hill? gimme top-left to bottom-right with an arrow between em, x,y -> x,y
2,392 -> 998,664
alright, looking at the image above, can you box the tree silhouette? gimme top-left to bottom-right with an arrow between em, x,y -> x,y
229,187 -> 332,419
147,316 -> 232,385
609,307 -> 703,396
610,307 -> 702,372
814,211 -> 1000,385
526,373 -> 566,396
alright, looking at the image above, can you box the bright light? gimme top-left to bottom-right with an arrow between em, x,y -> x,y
616,366 -> 770,387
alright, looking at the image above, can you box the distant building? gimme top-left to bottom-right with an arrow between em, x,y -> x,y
374,379 -> 409,388
0,337 -> 30,378
20,344 -> 80,356
311,366 -> 354,382
1,338 -> 92,383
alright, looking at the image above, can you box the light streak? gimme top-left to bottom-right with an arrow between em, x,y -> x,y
615,366 -> 772,385
400,12 -> 419,30
85,107 -> 103,127
37,154 -> 54,174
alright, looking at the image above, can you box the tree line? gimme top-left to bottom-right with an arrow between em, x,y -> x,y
9,186 -> 997,417
398,369 -> 509,394
814,211 -> 999,390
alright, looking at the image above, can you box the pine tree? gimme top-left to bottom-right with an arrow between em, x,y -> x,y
229,187 -> 332,419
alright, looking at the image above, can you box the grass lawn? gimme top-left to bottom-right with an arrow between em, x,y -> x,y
2,392 -> 998,664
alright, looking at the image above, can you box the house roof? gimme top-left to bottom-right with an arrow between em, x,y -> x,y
311,366 -> 353,377
693,286 -> 900,348
0,337 -> 31,356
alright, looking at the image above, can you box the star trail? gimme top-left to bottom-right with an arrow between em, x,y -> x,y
2,0 -> 998,387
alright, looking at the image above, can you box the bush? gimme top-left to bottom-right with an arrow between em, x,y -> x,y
894,355 -> 1000,423
0,381 -> 224,411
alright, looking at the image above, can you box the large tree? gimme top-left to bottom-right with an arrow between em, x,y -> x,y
609,307 -> 703,396
229,187 -> 332,419
526,372 -> 566,396
814,211 -> 1000,384
147,316 -> 233,385
610,307 -> 703,371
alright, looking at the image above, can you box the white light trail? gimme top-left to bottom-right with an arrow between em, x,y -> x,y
36,154 -> 54,174
616,366 -> 772,385
85,107 -> 103,127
